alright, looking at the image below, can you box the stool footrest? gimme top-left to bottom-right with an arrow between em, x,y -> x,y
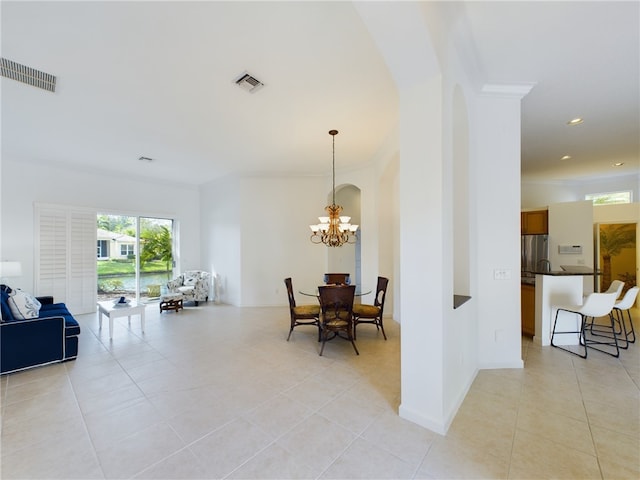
160,295 -> 184,313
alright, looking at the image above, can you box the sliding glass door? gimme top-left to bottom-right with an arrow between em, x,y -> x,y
139,217 -> 175,301
97,214 -> 175,303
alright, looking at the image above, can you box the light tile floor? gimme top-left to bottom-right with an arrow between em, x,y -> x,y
1,303 -> 638,479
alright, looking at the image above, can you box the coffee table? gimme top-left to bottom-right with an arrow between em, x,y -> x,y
97,300 -> 146,339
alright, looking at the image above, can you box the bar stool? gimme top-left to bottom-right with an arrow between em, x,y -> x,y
551,292 -> 618,358
586,280 -> 624,338
604,280 -> 625,296
613,286 -> 639,348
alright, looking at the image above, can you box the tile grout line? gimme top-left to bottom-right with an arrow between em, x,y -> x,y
572,355 -> 605,480
64,362 -> 108,479
505,338 -> 531,479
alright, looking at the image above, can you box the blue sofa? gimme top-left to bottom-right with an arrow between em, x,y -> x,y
0,285 -> 81,374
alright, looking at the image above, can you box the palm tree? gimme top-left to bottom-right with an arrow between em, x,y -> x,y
139,225 -> 173,278
599,224 -> 635,291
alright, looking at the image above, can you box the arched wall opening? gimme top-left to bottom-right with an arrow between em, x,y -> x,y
327,184 -> 361,286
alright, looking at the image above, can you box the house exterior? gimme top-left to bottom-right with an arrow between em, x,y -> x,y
96,228 -> 137,261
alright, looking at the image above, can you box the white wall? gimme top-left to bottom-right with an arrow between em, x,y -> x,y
474,88 -> 527,370
199,175 -> 242,305
593,203 -> 640,224
548,200 -> 595,294
200,175 -> 328,307
549,200 -> 594,270
397,75 -> 447,433
1,158 -> 201,293
198,156 -> 394,308
442,57 -> 478,424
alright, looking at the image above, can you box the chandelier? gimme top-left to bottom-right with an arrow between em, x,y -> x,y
309,130 -> 358,247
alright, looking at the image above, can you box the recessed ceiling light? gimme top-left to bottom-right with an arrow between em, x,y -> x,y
613,162 -> 624,167
560,155 -> 572,160
567,117 -> 584,126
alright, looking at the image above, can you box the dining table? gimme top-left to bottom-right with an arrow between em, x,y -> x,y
298,286 -> 372,298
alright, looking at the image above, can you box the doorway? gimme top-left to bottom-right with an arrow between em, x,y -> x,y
97,214 -> 175,303
595,222 -> 637,293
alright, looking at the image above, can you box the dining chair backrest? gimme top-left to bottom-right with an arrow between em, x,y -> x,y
373,276 -> 389,309
284,277 -> 297,308
323,273 -> 351,285
615,286 -> 639,310
318,285 -> 356,321
581,292 -> 618,318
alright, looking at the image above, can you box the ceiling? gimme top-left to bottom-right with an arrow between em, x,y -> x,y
2,1 -> 638,187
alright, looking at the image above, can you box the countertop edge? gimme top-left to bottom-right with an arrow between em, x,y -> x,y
523,270 -> 601,276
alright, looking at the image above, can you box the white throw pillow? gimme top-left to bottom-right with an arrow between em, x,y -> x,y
7,289 -> 42,320
183,271 -> 199,286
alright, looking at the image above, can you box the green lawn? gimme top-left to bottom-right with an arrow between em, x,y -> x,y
97,259 -> 171,276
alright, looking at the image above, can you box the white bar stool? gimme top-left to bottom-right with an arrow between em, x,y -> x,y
586,280 -> 624,340
613,286 -> 639,348
551,292 -> 619,358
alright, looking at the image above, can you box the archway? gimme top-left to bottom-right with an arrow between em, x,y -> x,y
327,184 -> 361,286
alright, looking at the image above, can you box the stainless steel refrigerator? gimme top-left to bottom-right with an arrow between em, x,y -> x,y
521,234 -> 549,283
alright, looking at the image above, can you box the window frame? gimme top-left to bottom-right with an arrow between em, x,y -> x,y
585,190 -> 632,206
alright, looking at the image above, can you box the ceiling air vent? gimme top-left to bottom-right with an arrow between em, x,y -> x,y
235,72 -> 264,93
1,57 -> 56,93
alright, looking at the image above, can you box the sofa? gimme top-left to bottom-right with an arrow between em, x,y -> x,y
0,284 -> 80,374
166,271 -> 211,306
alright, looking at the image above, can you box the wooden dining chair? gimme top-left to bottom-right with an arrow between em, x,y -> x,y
323,273 -> 351,285
353,276 -> 389,340
284,278 -> 320,341
318,285 -> 358,355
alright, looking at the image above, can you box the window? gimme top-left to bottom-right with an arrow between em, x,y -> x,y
585,191 -> 632,205
97,240 -> 108,258
97,213 -> 175,303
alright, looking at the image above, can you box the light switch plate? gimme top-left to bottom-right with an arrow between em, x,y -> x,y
494,269 -> 511,280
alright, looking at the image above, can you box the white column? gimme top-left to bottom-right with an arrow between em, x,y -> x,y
398,76 -> 447,433
474,85 -> 533,368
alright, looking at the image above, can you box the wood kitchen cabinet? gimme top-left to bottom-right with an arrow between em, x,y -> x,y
521,283 -> 536,336
521,209 -> 548,234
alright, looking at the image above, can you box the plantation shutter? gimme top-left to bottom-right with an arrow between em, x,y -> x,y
35,204 -> 97,314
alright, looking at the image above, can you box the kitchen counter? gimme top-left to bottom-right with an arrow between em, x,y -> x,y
533,270 -> 598,347
522,267 -> 601,344
524,266 -> 600,276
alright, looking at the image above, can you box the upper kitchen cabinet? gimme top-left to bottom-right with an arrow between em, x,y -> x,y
521,209 -> 548,234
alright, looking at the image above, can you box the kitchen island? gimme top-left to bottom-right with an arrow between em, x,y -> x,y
527,267 -> 600,346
